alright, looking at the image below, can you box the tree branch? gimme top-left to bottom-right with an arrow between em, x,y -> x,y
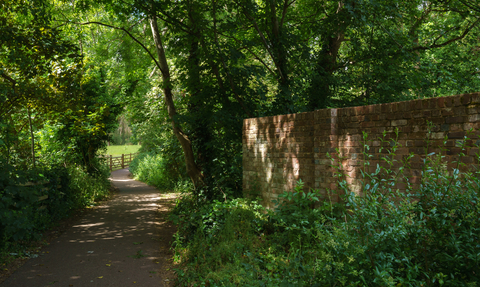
280,0 -> 295,28
236,1 -> 286,81
128,17 -> 146,31
458,0 -> 480,13
336,18 -> 480,72
378,23 -> 404,50
0,72 -> 16,86
154,11 -> 190,34
68,21 -> 166,75
412,18 -> 480,51
211,42 -> 254,118
212,29 -> 276,75
0,72 -> 19,117
409,3 -> 432,36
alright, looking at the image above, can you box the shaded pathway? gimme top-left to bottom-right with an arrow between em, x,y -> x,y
1,168 -> 176,287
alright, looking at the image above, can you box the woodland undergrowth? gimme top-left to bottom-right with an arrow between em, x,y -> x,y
170,125 -> 480,286
0,160 -> 112,264
129,152 -> 188,191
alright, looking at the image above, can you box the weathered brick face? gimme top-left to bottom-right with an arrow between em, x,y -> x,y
243,92 -> 480,209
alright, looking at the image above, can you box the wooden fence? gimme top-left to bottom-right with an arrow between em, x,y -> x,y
106,152 -> 139,171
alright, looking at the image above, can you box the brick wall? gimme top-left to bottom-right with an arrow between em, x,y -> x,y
243,92 -> 480,209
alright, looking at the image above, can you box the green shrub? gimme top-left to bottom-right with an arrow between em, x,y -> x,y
67,162 -> 111,206
0,163 -> 60,246
170,198 -> 267,285
130,152 -> 186,190
0,158 -> 112,262
171,125 -> 480,286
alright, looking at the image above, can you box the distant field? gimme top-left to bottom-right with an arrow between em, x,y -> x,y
105,145 -> 141,156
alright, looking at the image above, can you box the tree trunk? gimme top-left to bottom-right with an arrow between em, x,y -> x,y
186,6 -> 212,180
149,15 -> 204,187
27,106 -> 36,168
308,2 -> 347,111
268,0 -> 292,114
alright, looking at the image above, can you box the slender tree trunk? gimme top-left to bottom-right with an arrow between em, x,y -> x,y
308,2 -> 347,111
27,106 -> 35,168
308,31 -> 345,110
149,15 -> 204,187
268,0 -> 292,114
186,6 -> 212,179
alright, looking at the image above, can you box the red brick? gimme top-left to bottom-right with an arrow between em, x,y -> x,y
461,94 -> 471,105
398,102 -> 408,112
453,106 -> 466,115
400,111 -> 412,119
469,148 -> 480,156
441,108 -> 455,117
422,99 -> 431,109
471,94 -> 480,104
414,140 -> 426,147
409,147 -> 425,154
445,97 -> 454,107
391,119 -> 408,126
429,118 -> 445,126
408,101 -> 416,111
437,97 -> 445,108
468,114 -> 480,122
446,116 -> 466,124
447,131 -> 466,139
409,176 -> 422,184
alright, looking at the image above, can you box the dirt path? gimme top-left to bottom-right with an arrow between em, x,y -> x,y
1,169 -> 177,287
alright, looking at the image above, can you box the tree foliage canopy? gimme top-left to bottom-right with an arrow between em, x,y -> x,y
2,0 -> 480,197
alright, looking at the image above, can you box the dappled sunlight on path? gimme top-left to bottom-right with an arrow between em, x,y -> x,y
1,168 -> 177,287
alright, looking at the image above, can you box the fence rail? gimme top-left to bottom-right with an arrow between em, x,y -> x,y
105,152 -> 139,171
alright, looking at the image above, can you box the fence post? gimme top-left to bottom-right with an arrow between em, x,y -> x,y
110,155 -> 113,171
121,154 -> 125,169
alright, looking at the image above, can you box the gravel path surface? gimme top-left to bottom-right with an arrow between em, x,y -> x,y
1,168 -> 177,287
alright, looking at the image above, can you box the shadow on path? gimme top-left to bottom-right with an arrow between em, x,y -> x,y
1,168 -> 176,287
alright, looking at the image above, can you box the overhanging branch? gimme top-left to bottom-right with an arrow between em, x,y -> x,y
458,0 -> 480,13
335,18 -> 480,71
412,18 -> 480,51
1,72 -> 16,86
68,21 -> 166,75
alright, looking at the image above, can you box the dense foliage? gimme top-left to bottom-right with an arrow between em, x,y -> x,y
0,0 -> 120,261
2,0 -> 480,281
129,151 -> 187,191
47,0 -> 480,199
170,130 -> 480,286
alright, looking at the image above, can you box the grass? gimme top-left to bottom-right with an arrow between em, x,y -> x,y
104,145 -> 141,156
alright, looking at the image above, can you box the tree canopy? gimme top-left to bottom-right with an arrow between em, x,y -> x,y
2,0 -> 480,197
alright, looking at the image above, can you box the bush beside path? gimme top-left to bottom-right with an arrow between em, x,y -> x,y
0,168 -> 177,287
